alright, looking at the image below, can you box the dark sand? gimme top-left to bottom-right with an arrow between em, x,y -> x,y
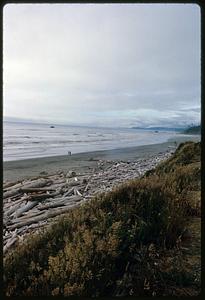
3,135 -> 200,182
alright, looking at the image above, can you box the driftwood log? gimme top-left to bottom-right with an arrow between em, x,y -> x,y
13,201 -> 39,218
7,202 -> 82,230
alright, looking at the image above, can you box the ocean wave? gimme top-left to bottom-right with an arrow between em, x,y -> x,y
3,121 -> 178,161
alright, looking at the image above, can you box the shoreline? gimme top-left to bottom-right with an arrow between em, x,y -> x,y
4,135 -> 200,182
3,141 -> 175,182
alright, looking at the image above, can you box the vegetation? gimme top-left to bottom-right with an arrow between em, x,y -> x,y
183,125 -> 201,135
4,141 -> 201,296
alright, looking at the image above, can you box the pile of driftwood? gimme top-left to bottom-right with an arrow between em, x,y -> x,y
3,149 -> 174,253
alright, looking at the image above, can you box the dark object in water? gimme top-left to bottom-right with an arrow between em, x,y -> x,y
155,130 -> 159,133
50,126 -> 55,128
68,151 -> 71,156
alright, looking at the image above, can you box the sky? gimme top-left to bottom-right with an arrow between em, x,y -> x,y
3,3 -> 201,128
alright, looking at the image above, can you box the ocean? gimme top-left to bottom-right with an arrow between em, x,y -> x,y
3,121 -> 179,161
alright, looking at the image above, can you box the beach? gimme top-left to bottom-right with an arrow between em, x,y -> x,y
4,134 -> 200,182
3,142 -> 175,250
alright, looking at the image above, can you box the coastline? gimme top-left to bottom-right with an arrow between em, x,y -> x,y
4,140 -> 201,297
3,134 -> 200,182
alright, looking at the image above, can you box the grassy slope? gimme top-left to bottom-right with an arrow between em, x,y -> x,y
4,141 -> 201,297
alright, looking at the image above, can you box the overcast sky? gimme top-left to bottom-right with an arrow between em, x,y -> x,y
3,3 -> 200,128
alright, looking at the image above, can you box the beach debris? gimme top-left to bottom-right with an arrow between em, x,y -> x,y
66,171 -> 76,178
3,148 -> 175,253
13,201 -> 39,218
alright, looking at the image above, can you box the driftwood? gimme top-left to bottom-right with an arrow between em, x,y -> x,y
50,178 -> 66,184
28,193 -> 56,201
45,183 -> 69,192
3,181 -> 23,191
8,203 -> 81,230
4,237 -> 18,253
68,181 -> 81,187
38,195 -> 82,210
74,188 -> 83,196
23,178 -> 53,188
4,196 -> 28,209
19,187 -> 57,193
19,178 -> 52,189
3,234 -> 18,253
3,188 -> 22,199
28,222 -> 48,230
4,201 -> 26,217
11,210 -> 45,223
63,186 -> 75,197
84,183 -> 90,192
3,181 -> 17,189
12,201 -> 39,218
3,179 -> 52,199
3,148 -> 175,253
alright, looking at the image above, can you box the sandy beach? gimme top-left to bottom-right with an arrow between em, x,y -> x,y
3,135 -> 200,254
3,135 -> 200,182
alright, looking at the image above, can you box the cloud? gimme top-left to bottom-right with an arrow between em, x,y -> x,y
3,3 -> 200,127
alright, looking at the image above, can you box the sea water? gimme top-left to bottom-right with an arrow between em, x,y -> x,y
3,121 -> 179,161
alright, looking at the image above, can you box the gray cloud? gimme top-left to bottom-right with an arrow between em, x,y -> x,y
3,3 -> 200,127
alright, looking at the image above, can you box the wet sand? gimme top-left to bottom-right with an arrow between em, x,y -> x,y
3,135 -> 200,182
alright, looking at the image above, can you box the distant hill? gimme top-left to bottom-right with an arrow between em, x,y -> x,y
183,125 -> 201,135
131,126 -> 184,132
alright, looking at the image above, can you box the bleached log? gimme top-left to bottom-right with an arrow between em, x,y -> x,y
28,222 -> 47,230
38,199 -> 80,211
46,182 -> 68,191
3,188 -> 22,199
63,186 -> 75,197
38,195 -> 82,210
3,181 -> 23,191
12,200 -> 38,218
29,174 -> 59,181
38,201 -> 66,210
84,183 -> 90,192
3,239 -> 8,246
3,181 -> 14,189
19,187 -> 57,193
28,193 -> 55,201
11,210 -> 44,223
22,207 -> 42,217
4,193 -> 30,207
74,188 -> 82,196
3,233 -> 12,243
49,178 -> 65,184
3,235 -> 18,253
23,178 -> 52,188
3,179 -> 52,199
3,216 -> 10,226
4,201 -> 25,217
8,202 -> 81,230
